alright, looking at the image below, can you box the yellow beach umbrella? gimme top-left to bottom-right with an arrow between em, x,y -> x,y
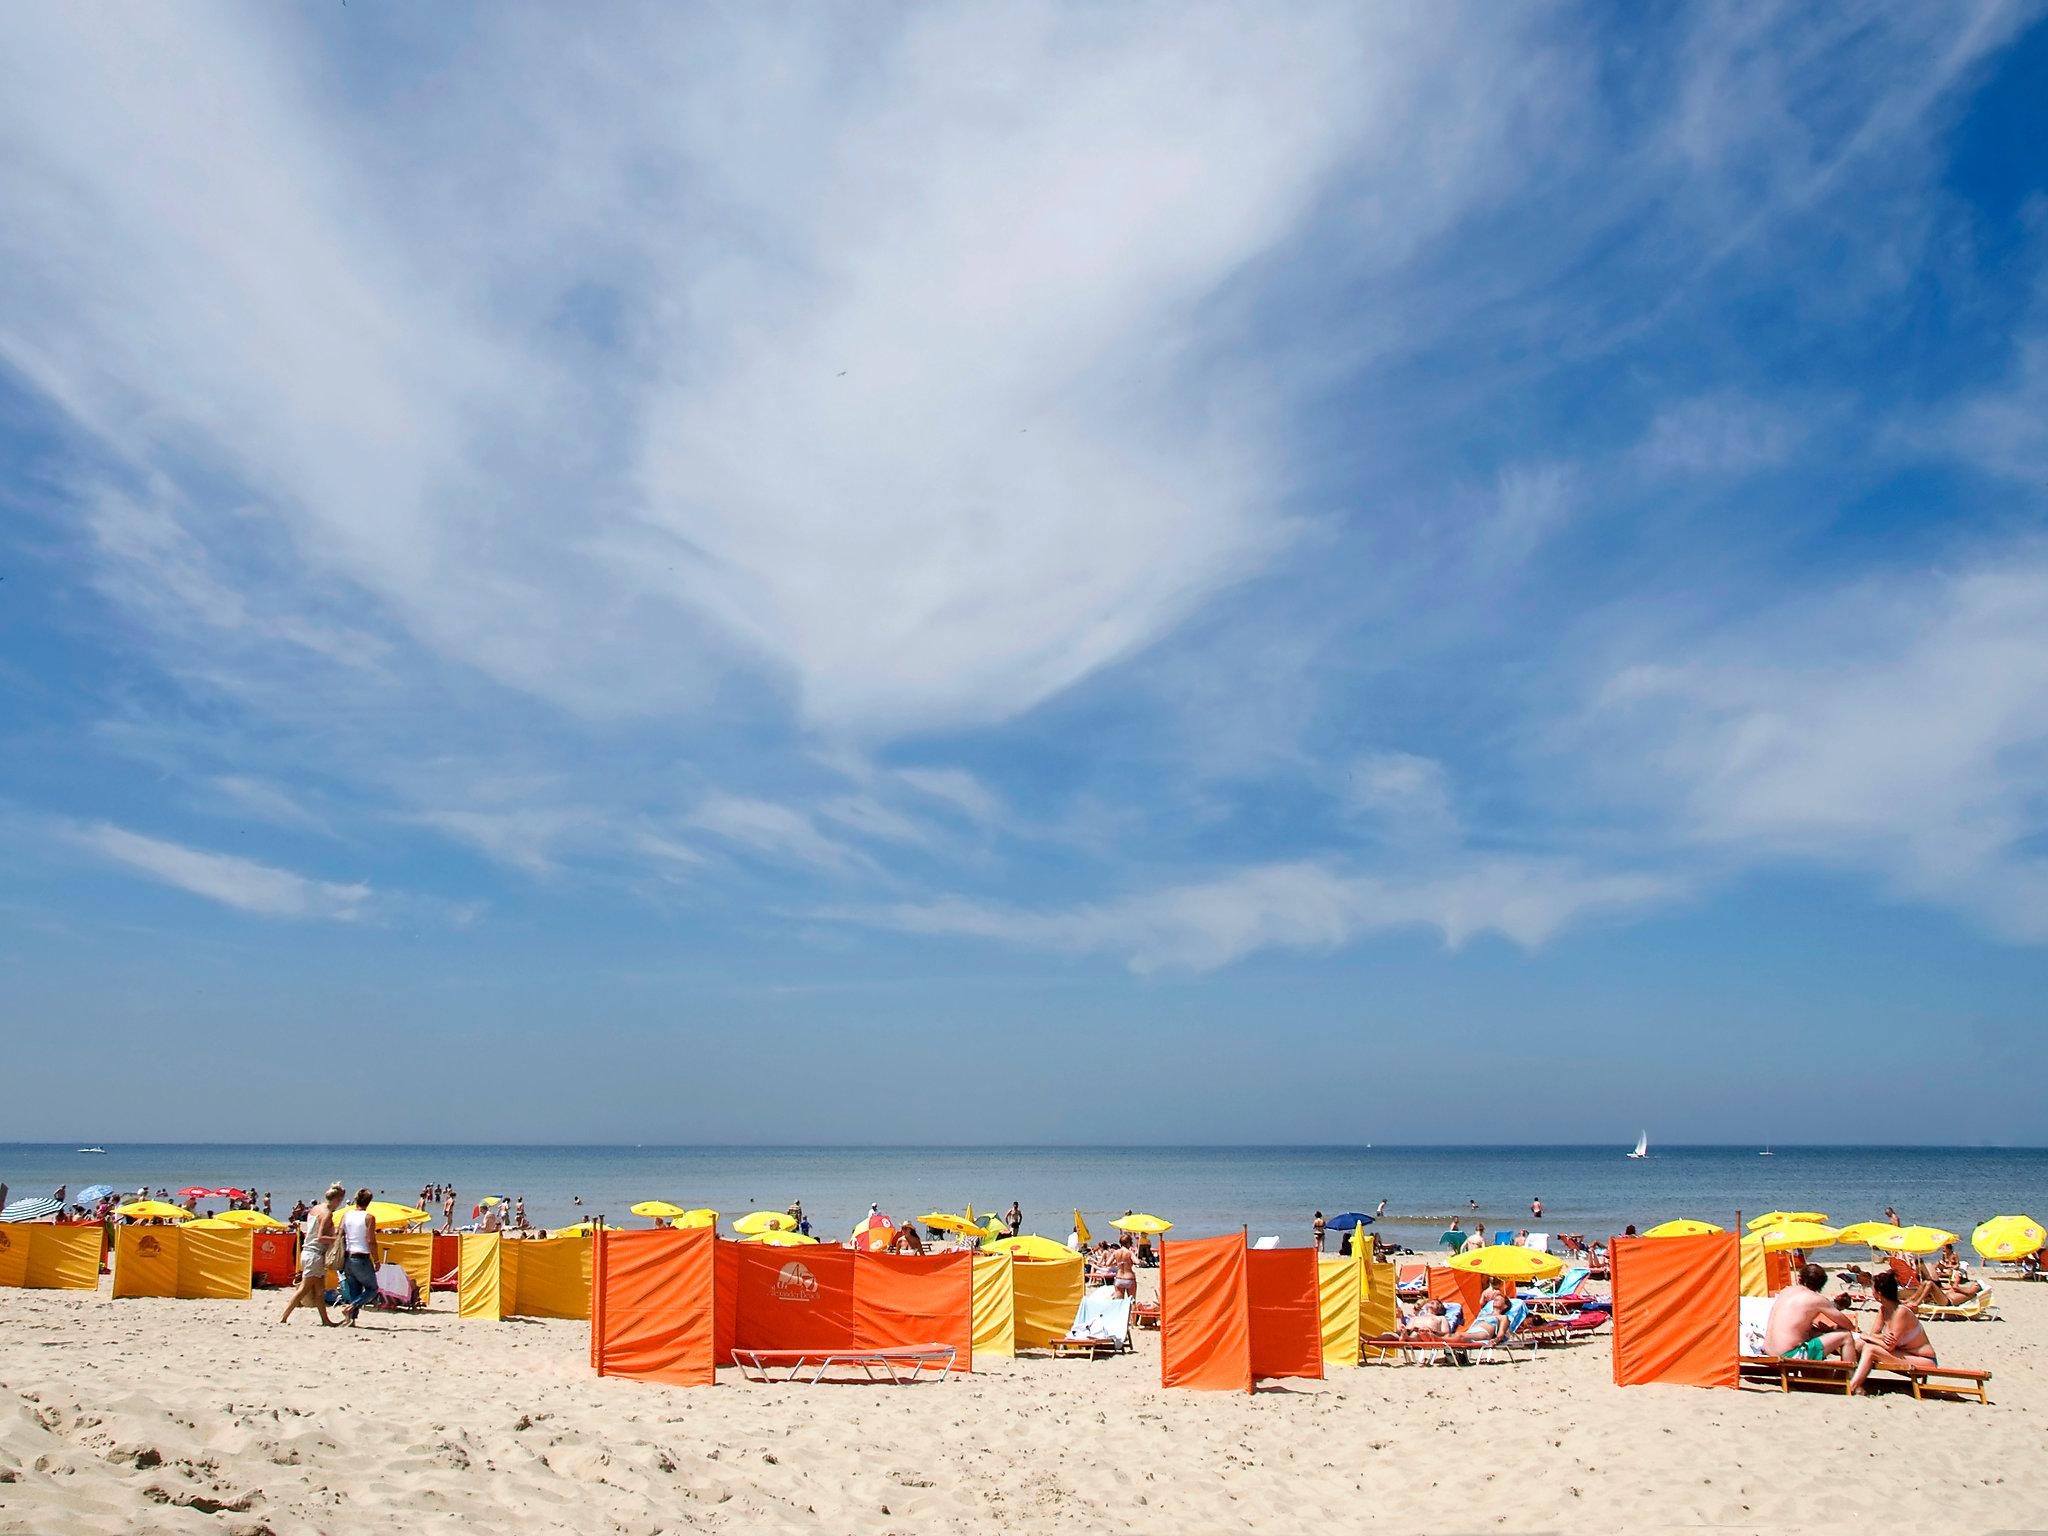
1832,1221 -> 1902,1247
205,1208 -> 287,1229
733,1211 -> 795,1235
552,1220 -> 599,1236
920,1212 -> 975,1234
1871,1225 -> 1957,1256
1747,1211 -> 1829,1230
1111,1214 -> 1173,1235
1751,1221 -> 1841,1252
365,1202 -> 430,1227
115,1200 -> 191,1221
1448,1244 -> 1565,1280
1074,1209 -> 1092,1245
182,1217 -> 241,1231
631,1200 -> 690,1220
1971,1214 -> 2045,1261
677,1209 -> 718,1228
983,1234 -> 1075,1261
747,1229 -> 819,1246
1642,1219 -> 1724,1238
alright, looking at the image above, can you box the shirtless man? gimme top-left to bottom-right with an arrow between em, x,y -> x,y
1400,1299 -> 1452,1338
1763,1262 -> 1856,1360
1847,1270 -> 1935,1394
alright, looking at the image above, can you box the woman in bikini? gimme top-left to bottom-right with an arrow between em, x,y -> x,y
1846,1270 -> 1935,1395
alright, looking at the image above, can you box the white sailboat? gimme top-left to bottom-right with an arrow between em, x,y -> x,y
1626,1131 -> 1648,1160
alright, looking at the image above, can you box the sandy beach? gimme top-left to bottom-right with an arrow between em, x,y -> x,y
4,1267 -> 2044,1535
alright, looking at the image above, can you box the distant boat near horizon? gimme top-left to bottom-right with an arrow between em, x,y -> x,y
1760,1146 -> 1775,1156
77,1146 -> 107,1155
1627,1131 -> 1648,1160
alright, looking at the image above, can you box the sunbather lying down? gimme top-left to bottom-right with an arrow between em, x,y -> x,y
1458,1297 -> 1509,1342
1398,1300 -> 1453,1338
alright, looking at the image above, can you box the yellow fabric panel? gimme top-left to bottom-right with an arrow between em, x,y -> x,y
0,1225 -> 29,1288
508,1236 -> 592,1320
1317,1255 -> 1361,1365
458,1233 -> 503,1320
177,1228 -> 252,1299
1010,1255 -> 1085,1351
112,1227 -> 180,1298
377,1234 -> 433,1298
1739,1236 -> 1768,1297
26,1226 -> 102,1290
1360,1259 -> 1399,1358
971,1254 -> 1015,1358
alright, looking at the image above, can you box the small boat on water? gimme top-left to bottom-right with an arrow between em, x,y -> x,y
1759,1146 -> 1775,1156
77,1147 -> 107,1155
1626,1131 -> 1648,1160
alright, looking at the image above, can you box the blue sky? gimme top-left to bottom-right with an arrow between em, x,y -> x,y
3,2 -> 2046,1144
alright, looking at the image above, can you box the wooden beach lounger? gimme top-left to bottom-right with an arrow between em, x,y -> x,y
1360,1333 -> 1528,1366
731,1345 -> 958,1384
1738,1354 -> 1991,1404
1051,1291 -> 1134,1357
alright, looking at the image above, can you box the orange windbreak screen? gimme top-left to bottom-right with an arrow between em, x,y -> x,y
1610,1231 -> 1738,1389
1246,1248 -> 1324,1382
732,1243 -> 859,1355
1160,1234 -> 1249,1392
1426,1265 -> 1483,1318
853,1251 -> 973,1368
713,1237 -> 739,1366
592,1227 -> 716,1387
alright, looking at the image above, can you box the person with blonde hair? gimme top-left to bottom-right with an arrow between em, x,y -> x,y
279,1184 -> 344,1328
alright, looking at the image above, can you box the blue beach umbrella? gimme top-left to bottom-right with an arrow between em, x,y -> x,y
77,1184 -> 115,1204
1327,1212 -> 1374,1230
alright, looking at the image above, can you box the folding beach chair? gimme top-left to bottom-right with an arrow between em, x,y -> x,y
1052,1288 -> 1134,1357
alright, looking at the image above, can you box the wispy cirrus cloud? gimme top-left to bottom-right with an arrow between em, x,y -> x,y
831,857 -> 1677,974
70,822 -> 371,921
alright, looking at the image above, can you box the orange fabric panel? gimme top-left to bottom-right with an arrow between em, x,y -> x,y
713,1236 -> 740,1366
1426,1265 -> 1483,1317
251,1231 -> 296,1288
1160,1234 -> 1249,1392
1611,1231 -> 1738,1389
1768,1252 -> 1794,1291
1246,1248 -> 1323,1382
854,1251 -> 972,1369
732,1243 -> 858,1354
0,1226 -> 26,1288
432,1234 -> 460,1283
591,1228 -> 716,1387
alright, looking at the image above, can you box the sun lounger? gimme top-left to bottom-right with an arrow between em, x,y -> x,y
1133,1301 -> 1160,1330
1360,1331 -> 1527,1366
372,1262 -> 422,1312
732,1345 -> 958,1384
1738,1354 -> 1990,1404
1522,1265 -> 1590,1301
1395,1264 -> 1426,1296
1916,1290 -> 1996,1321
1052,1288 -> 1135,1357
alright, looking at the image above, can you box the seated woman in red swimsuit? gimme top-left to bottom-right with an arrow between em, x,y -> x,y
1846,1270 -> 1935,1395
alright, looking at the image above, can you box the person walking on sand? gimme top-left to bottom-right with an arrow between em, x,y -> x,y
280,1184 -> 345,1327
336,1189 -> 380,1325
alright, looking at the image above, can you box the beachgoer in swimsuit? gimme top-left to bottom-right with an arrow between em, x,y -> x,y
1847,1270 -> 1935,1394
1764,1262 -> 1855,1360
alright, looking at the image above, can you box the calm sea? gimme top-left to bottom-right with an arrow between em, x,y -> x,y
3,1144 -> 2041,1250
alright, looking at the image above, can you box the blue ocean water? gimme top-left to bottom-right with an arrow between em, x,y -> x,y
2,1144 -> 2040,1251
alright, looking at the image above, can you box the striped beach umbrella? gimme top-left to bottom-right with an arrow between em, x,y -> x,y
0,1197 -> 62,1223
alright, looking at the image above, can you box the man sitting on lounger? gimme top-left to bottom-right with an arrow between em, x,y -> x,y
1764,1262 -> 1857,1360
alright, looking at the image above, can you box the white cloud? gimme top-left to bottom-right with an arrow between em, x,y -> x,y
1596,550 -> 2048,937
207,775 -> 330,835
72,822 -> 370,920
1633,394 -> 1800,475
405,807 -> 594,877
687,795 -> 867,874
832,857 -> 1674,973
892,767 -> 1006,827
1346,752 -> 1458,836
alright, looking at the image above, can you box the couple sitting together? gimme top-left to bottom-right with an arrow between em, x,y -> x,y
1766,1262 -> 1933,1395
1398,1290 -> 1515,1344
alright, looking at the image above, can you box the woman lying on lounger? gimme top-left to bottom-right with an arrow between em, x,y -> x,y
1847,1271 -> 1936,1396
1458,1297 -> 1510,1343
